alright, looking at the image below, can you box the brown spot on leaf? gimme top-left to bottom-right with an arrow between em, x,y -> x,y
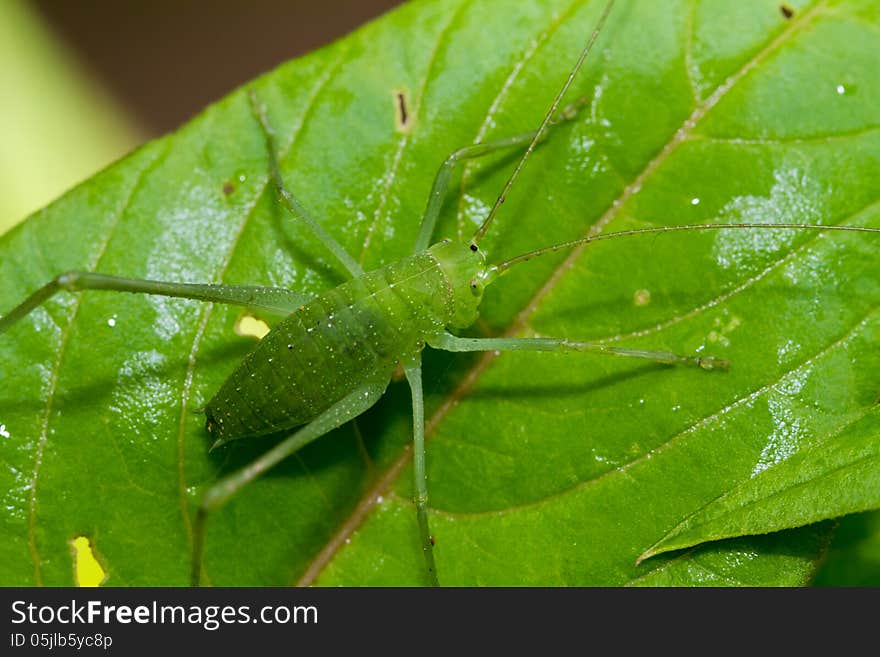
393,88 -> 412,132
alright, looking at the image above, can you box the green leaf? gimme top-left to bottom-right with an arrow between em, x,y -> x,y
640,406 -> 880,562
1,0 -> 878,586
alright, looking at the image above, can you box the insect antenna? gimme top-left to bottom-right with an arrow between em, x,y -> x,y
471,0 -> 617,246
488,222 -> 880,276
466,3 -> 880,278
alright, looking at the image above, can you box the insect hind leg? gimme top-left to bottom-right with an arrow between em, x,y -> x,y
190,379 -> 387,586
0,271 -> 312,335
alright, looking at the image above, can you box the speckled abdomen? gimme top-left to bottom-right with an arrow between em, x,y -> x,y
205,251 -> 454,445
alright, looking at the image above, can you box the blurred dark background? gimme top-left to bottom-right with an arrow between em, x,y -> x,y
31,0 -> 404,137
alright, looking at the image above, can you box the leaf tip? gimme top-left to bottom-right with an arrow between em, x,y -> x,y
636,545 -> 659,566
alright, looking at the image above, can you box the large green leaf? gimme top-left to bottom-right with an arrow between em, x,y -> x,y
1,0 -> 878,586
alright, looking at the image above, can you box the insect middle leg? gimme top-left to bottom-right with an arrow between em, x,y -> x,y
430,332 -> 729,370
402,351 -> 439,586
414,98 -> 589,252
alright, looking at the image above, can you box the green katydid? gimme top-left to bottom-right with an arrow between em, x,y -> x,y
2,0 -> 877,586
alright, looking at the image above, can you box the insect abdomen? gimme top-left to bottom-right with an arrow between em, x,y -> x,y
205,251 -> 455,444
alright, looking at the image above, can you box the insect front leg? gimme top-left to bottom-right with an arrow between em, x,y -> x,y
402,351 -> 439,586
414,98 -> 589,252
0,271 -> 313,335
429,332 -> 728,370
190,380 -> 387,586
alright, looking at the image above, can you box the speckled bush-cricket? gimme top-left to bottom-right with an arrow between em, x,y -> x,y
2,0 -> 879,586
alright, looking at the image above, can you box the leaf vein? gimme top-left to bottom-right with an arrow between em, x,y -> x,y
26,143 -> 168,585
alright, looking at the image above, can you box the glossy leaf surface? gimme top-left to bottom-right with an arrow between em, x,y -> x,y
1,0 -> 878,585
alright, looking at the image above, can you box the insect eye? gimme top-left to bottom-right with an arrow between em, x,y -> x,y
469,279 -> 483,295
469,244 -> 478,252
